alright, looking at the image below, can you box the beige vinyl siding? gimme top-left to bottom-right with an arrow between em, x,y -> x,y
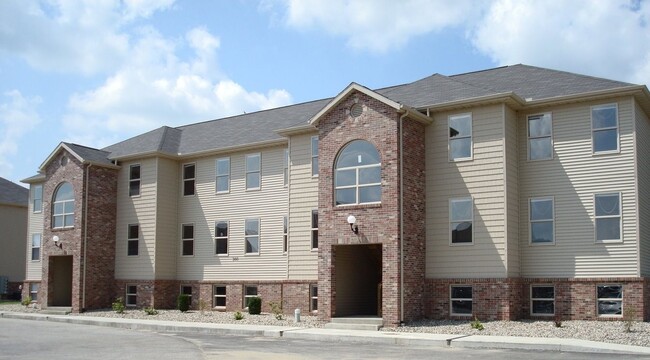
519,98 -> 637,277
288,133 -> 319,280
1,204 -> 27,282
504,105 -> 520,277
155,157 -> 178,279
25,183 -> 44,281
635,99 -> 650,276
426,105 -> 507,278
176,145 -> 289,280
115,158 -> 157,279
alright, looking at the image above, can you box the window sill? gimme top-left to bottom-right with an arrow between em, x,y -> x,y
216,253 -> 228,257
449,157 -> 473,163
527,157 -> 553,162
245,188 -> 261,192
529,242 -> 555,246
592,150 -> 621,156
245,253 -> 260,256
52,227 -> 75,232
595,239 -> 623,244
449,242 -> 474,247
334,203 -> 381,211
216,191 -> 230,195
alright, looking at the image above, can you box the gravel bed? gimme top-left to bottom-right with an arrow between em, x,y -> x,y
2,304 -> 648,347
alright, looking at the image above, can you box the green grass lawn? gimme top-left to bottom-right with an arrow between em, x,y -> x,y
0,300 -> 20,305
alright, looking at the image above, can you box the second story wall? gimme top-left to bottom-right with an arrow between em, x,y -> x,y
155,157 -> 179,279
635,98 -> 650,277
25,183 -> 44,281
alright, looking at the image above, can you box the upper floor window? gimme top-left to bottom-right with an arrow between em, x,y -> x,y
334,140 -> 381,206
528,113 -> 553,160
595,193 -> 621,242
216,158 -> 230,193
246,154 -> 261,190
215,220 -> 228,255
283,215 -> 288,254
127,224 -> 139,256
33,185 -> 42,213
52,182 -> 74,228
31,234 -> 41,261
530,197 -> 554,244
129,164 -> 141,197
311,210 -> 318,250
449,114 -> 472,161
592,104 -> 618,154
182,223 -> 194,256
450,197 -> 472,245
311,136 -> 319,176
245,218 -> 260,254
183,163 -> 196,196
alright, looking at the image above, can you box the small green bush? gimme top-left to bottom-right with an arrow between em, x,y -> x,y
269,301 -> 283,320
112,297 -> 125,314
470,317 -> 484,331
21,296 -> 31,307
143,307 -> 158,315
554,314 -> 563,328
234,311 -> 244,320
177,294 -> 191,312
247,296 -> 262,315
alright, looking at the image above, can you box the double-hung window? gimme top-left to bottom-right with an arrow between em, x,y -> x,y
592,104 -> 619,153
449,114 -> 472,161
129,165 -> 140,197
244,285 -> 258,308
127,224 -> 139,256
530,197 -> 554,244
334,140 -> 381,205
246,154 -> 261,190
126,285 -> 137,307
595,193 -> 621,242
450,285 -> 472,316
245,219 -> 260,254
183,163 -> 196,196
450,198 -> 472,245
29,283 -> 39,301
216,158 -> 230,193
215,220 -> 228,255
283,215 -> 288,254
310,284 -> 318,312
597,285 -> 622,316
31,234 -> 41,261
33,185 -> 42,213
311,136 -> 319,176
182,223 -> 194,256
214,285 -> 226,308
530,285 -> 554,315
180,285 -> 192,303
528,113 -> 553,160
311,210 -> 318,250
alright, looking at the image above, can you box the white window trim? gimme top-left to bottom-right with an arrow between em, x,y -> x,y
129,164 -> 141,197
244,218 -> 260,255
591,103 -> 620,155
449,197 -> 473,246
125,284 -> 137,307
311,136 -> 319,177
181,223 -> 195,257
213,285 -> 226,309
450,285 -> 473,317
215,220 -> 229,256
311,209 -> 318,251
530,285 -> 555,316
529,196 -> 555,246
334,162 -> 382,206
127,223 -> 139,257
448,113 -> 473,162
527,113 -> 553,161
216,157 -> 230,194
29,283 -> 39,302
283,215 -> 288,255
245,153 -> 261,191
283,149 -> 289,187
31,233 -> 41,262
594,192 -> 622,243
182,163 -> 196,197
597,284 -> 623,317
52,183 -> 74,229
33,184 -> 43,213
243,285 -> 258,308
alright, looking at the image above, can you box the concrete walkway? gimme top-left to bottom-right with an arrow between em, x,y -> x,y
2,311 -> 649,356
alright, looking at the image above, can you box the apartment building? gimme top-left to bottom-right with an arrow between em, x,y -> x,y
22,65 -> 650,325
0,177 -> 28,298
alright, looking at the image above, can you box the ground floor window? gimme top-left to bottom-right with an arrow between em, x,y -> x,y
310,284 -> 318,312
530,285 -> 554,315
244,285 -> 258,308
126,285 -> 137,307
29,283 -> 39,302
597,284 -> 622,316
214,285 -> 226,308
180,285 -> 192,303
450,285 -> 472,316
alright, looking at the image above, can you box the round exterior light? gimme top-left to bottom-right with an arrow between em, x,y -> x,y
347,215 -> 356,225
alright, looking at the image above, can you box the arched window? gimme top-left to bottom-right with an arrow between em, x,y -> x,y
52,182 -> 74,228
335,140 -> 381,205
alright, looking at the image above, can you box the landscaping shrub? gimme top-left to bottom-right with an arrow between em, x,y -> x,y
112,297 -> 125,314
248,296 -> 262,315
177,294 -> 191,312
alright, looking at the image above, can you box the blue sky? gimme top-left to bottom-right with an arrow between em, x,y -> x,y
1,0 -> 649,185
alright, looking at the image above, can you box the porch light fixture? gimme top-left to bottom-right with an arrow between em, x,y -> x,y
347,215 -> 359,234
53,235 -> 62,249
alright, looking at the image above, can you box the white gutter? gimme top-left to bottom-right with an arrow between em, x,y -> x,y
399,112 -> 407,323
82,164 -> 91,311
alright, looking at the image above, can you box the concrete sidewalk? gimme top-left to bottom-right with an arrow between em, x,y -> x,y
2,311 -> 649,356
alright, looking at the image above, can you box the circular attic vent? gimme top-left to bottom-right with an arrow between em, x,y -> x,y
60,156 -> 69,166
350,103 -> 363,118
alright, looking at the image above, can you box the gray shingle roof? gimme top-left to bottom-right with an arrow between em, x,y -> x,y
90,64 -> 639,160
0,177 -> 28,206
64,143 -> 114,166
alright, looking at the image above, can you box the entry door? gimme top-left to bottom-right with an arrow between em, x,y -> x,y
50,256 -> 73,306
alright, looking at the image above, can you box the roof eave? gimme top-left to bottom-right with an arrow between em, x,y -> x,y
21,173 -> 46,184
524,85 -> 650,113
275,124 -> 318,137
420,92 -> 527,113
177,138 -> 288,159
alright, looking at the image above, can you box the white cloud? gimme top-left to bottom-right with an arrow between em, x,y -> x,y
471,0 -> 650,85
277,0 -> 481,53
0,91 -> 41,177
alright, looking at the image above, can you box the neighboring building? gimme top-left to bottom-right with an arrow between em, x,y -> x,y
0,177 -> 28,299
22,64 -> 650,324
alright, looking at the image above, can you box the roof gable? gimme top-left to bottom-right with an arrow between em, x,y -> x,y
39,142 -> 116,171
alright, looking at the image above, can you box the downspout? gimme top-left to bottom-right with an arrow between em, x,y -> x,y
399,112 -> 407,324
82,164 -> 92,311
286,137 -> 291,279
